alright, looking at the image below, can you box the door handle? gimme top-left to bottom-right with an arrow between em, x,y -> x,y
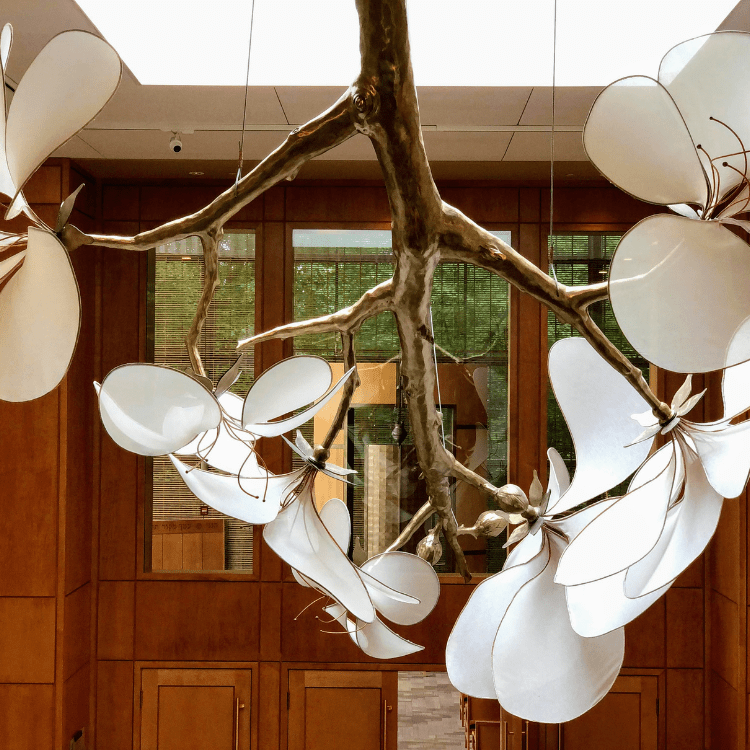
235,697 -> 245,750
383,700 -> 392,749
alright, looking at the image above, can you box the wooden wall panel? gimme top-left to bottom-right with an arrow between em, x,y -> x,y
63,664 -> 90,750
712,592 -> 739,690
711,672 -> 739,750
440,187 -> 519,223
0,684 -> 55,750
63,584 -> 91,681
102,186 -> 139,220
96,661 -> 133,750
0,597 -> 56,683
286,185 -> 390,222
258,662 -> 282,750
666,589 -> 704,669
541,186 -> 657,224
666,669 -> 703,750
134,582 -> 262,661
97,581 -> 135,661
622,598 -> 666,670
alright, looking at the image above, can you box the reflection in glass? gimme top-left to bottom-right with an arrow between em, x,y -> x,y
148,232 -> 256,572
293,229 -> 510,574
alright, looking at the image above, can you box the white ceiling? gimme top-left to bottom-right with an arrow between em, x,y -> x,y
2,0 -> 749,180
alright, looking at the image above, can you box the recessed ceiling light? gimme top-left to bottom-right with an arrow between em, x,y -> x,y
189,171 -> 204,176
74,0 -> 737,87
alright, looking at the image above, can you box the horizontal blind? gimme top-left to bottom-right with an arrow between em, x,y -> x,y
151,232 -> 256,571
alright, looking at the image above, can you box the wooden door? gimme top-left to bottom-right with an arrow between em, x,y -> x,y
288,670 -> 398,750
560,675 -> 659,750
140,668 -> 251,750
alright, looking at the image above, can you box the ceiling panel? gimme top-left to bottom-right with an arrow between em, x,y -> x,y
422,131 -> 512,161
275,87 -> 350,125
78,129 -> 287,161
89,82 -> 286,130
519,87 -> 602,126
502,131 -> 586,161
416,87 -> 532,126
52,135 -> 103,160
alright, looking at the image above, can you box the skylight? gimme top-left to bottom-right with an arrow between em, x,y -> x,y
74,0 -> 738,87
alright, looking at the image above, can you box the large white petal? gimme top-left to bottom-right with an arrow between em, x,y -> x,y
554,444 -> 678,585
319,498 -> 351,553
546,446 -> 569,508
566,571 -> 672,638
547,337 -> 653,514
170,455 -> 298,525
0,24 -> 14,204
242,355 -> 331,425
584,76 -> 707,207
263,481 -> 375,623
97,364 -> 221,456
722,340 -> 750,418
609,215 -> 750,373
244,366 -> 353,438
660,32 -> 750,209
5,31 -> 121,219
360,552 -> 440,625
445,541 -> 549,699
689,420 -> 750,498
492,534 -> 624,723
625,446 -> 722,597
0,227 -> 80,402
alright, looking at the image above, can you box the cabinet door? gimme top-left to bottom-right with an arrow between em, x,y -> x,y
288,670 -> 398,750
561,676 -> 658,750
140,668 -> 251,750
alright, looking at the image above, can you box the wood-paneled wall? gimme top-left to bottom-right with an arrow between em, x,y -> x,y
1,170 -> 741,748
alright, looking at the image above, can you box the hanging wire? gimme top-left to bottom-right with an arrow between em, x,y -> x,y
235,0 -> 258,195
548,0 -> 560,296
429,306 -> 446,448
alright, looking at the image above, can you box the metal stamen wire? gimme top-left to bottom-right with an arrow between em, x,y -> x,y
235,0 -> 257,194
548,0 -> 559,296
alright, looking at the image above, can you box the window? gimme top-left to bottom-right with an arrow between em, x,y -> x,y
293,228 -> 511,574
547,232 -> 648,492
148,232 -> 256,573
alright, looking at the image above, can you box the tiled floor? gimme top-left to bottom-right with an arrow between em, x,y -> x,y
398,671 -> 465,750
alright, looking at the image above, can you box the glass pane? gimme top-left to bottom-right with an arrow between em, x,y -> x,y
149,231 -> 256,573
547,233 -> 648,496
293,229 -> 510,575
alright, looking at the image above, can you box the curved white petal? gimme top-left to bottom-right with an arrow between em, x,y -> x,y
566,571 -> 672,638
360,552 -> 440,625
722,342 -> 750,418
446,540 -> 549,699
0,247 -> 25,280
660,32 -> 750,208
504,528 -> 545,569
669,204 -> 700,219
263,481 -> 375,623
319,498 -> 351,553
170,455 -> 297,525
98,364 -> 221,456
555,444 -> 678,585
610,215 -> 750,373
0,23 -> 11,69
547,446 -> 569,507
323,603 -> 424,659
0,24 -> 12,203
584,76 -> 706,207
689,420 -> 750,498
625,446 -> 722,598
0,227 -> 80,402
547,337 -> 653,514
5,31 -> 121,218
242,355 -> 332,426
244,366 -> 353,437
492,534 -> 624,723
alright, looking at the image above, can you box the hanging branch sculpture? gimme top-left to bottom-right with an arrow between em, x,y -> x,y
58,0 -> 671,581
6,0 -> 750,724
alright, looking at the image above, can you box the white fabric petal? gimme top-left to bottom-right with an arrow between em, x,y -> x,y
0,23 -> 11,69
547,447 -> 569,507
360,552 -> 440,625
97,364 -> 221,456
295,430 -> 314,457
0,227 -> 80,402
242,355 -> 332,426
319,498 -> 351,553
0,248 -> 25,280
660,32 -> 750,209
492,534 -> 624,723
244,366 -> 353,437
584,76 -> 707,207
555,444 -> 678,585
722,343 -> 750,419
625,446 -> 722,597
689,420 -> 750,498
566,571 -> 672,638
263,481 -> 375,623
609,215 -> 750,373
323,604 -> 424,659
4,31 -> 121,219
505,528 -> 546,569
547,337 -> 653,514
669,204 -> 700,219
170,456 -> 297,525
446,541 -> 549,699
0,24 -> 12,203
